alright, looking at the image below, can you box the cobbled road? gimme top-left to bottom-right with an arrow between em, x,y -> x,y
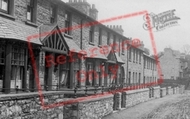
103,91 -> 190,119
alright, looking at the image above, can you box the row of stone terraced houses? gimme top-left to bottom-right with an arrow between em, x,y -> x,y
0,0 -> 158,94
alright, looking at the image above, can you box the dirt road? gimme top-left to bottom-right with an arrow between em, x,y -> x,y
103,91 -> 190,119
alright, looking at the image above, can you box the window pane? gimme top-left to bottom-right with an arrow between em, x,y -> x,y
0,65 -> 4,91
1,0 -> 8,11
11,66 -> 23,89
27,6 -> 31,21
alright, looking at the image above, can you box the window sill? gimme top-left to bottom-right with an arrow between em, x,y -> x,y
25,21 -> 38,28
98,45 -> 102,48
0,12 -> 15,20
89,42 -> 95,46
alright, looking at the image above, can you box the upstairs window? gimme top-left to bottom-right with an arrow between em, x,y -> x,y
98,28 -> 102,46
50,4 -> 57,24
65,12 -> 71,35
144,57 -> 146,68
89,26 -> 94,43
136,50 -> 138,63
133,49 -> 135,62
113,35 -> 116,51
0,0 -> 8,13
107,32 -> 110,45
139,52 -> 141,64
129,48 -> 131,61
121,39 -> 124,55
27,0 -> 37,23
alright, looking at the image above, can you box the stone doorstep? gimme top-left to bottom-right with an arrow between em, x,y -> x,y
112,108 -> 123,113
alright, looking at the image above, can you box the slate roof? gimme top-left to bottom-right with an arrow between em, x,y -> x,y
63,34 -> 84,54
85,45 -> 107,60
0,16 -> 41,45
114,53 -> 125,64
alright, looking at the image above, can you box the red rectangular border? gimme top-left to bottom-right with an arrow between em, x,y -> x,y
27,10 -> 163,109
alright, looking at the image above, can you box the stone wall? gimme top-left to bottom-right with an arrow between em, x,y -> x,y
78,94 -> 113,119
113,92 -> 121,110
0,92 -> 113,119
160,87 -> 167,98
167,86 -> 173,95
173,87 -> 177,94
121,88 -> 149,109
179,85 -> 185,94
0,91 -> 65,119
0,85 -> 185,118
153,86 -> 160,98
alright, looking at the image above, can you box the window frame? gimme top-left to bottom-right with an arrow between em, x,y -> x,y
26,0 -> 37,23
107,32 -> 110,45
98,28 -> 102,46
0,0 -> 9,13
89,26 -> 94,43
129,47 -> 131,62
133,48 -> 135,63
65,11 -> 72,35
0,0 -> 15,17
50,4 -> 57,24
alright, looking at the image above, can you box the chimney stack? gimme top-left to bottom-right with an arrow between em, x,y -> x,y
66,0 -> 98,20
89,4 -> 98,20
107,24 -> 124,35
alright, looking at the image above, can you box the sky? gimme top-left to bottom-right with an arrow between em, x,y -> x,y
62,0 -> 190,54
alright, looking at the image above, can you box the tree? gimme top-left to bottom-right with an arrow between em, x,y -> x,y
182,44 -> 190,55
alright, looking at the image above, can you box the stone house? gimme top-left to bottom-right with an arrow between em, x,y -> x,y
158,48 -> 187,80
0,0 -> 157,94
143,53 -> 157,85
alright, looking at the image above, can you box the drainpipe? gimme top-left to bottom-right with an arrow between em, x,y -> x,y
78,19 -> 83,88
126,43 -> 129,86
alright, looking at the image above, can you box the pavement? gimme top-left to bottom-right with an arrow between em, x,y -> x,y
103,91 -> 190,119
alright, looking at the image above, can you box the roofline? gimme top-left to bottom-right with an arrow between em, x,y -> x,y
143,53 -> 156,60
54,0 -> 131,41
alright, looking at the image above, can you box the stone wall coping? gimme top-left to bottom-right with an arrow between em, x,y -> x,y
123,88 -> 149,94
78,93 -> 113,104
160,87 -> 167,90
0,91 -> 65,101
153,86 -> 160,89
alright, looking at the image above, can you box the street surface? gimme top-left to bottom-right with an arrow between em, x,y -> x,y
103,91 -> 190,119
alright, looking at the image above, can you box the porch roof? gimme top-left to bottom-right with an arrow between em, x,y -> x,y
40,24 -> 84,54
114,53 -> 125,64
85,45 -> 107,60
0,17 -> 41,45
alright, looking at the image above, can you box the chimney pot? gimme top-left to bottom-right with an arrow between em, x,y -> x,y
69,0 -> 72,2
79,0 -> 82,2
74,0 -> 77,2
110,25 -> 112,28
83,0 -> 87,2
92,4 -> 95,9
120,25 -> 122,29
